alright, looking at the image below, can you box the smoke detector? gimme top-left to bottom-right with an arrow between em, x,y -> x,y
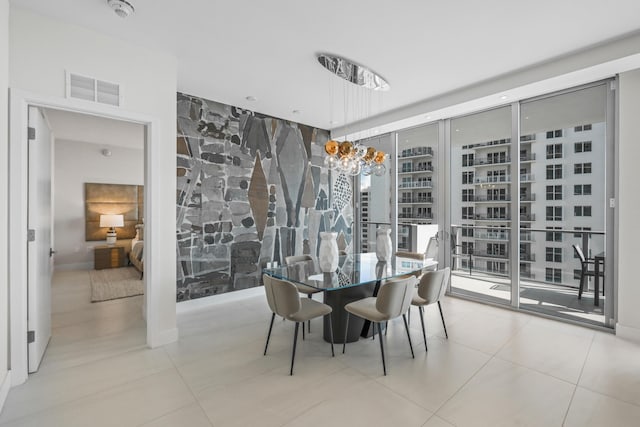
107,0 -> 135,18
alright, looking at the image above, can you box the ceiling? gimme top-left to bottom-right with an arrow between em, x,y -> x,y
12,0 -> 640,132
44,108 -> 144,149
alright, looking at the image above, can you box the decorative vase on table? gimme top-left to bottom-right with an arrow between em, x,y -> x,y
319,232 -> 339,272
376,228 -> 392,262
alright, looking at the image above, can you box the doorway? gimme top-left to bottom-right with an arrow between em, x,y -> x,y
9,89 -> 172,386
29,107 -> 147,374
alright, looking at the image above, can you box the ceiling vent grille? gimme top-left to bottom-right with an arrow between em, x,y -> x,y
66,72 -> 122,107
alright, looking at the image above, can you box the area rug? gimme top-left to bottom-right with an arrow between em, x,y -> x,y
89,267 -> 144,302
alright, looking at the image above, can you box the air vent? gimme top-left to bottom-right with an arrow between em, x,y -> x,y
66,72 -> 122,107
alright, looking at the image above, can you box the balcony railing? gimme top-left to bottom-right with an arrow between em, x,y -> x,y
475,232 -> 509,240
473,175 -> 510,184
398,213 -> 433,220
474,214 -> 511,221
519,253 -> 536,262
520,214 -> 536,221
399,147 -> 433,158
520,134 -> 536,142
472,250 -> 508,259
399,197 -> 434,204
400,165 -> 434,173
520,194 -> 536,202
470,156 -> 510,166
520,173 -> 535,182
520,153 -> 537,162
399,181 -> 433,189
472,195 -> 511,202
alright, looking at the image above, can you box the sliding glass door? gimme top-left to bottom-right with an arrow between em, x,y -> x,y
444,81 -> 614,328
448,106 -> 514,305
517,82 -> 613,327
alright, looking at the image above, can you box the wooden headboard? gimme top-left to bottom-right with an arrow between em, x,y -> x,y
85,183 -> 144,241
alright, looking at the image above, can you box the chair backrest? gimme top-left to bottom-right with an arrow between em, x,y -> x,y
417,267 -> 450,304
284,255 -> 313,265
425,237 -> 439,260
263,274 -> 301,318
572,244 -> 586,265
375,276 -> 416,319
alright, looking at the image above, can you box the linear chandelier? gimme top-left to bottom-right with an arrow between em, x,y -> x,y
317,53 -> 389,176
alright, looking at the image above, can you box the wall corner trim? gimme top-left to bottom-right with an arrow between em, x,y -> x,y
615,322 -> 640,344
0,370 -> 12,413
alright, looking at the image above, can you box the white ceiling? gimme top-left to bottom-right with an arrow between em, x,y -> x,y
12,0 -> 640,132
44,108 -> 144,149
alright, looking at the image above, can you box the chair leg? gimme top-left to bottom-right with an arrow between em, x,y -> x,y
402,313 -> 415,359
327,315 -> 335,357
302,323 -> 305,341
385,321 -> 388,336
290,322 -> 300,376
407,306 -> 411,325
372,322 -> 376,340
264,313 -> 276,356
578,269 -> 586,299
437,301 -> 448,339
418,306 -> 428,352
342,313 -> 350,354
377,322 -> 387,376
308,294 -> 312,333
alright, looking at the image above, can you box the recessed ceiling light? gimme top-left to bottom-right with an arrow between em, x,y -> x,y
373,129 -> 379,134
245,96 -> 257,101
292,110 -> 301,114
425,115 -> 431,120
500,95 -> 508,100
455,129 -> 460,132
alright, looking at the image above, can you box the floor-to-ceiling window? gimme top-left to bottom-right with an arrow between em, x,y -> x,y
449,106 -> 514,305
517,82 -> 611,327
396,124 -> 439,254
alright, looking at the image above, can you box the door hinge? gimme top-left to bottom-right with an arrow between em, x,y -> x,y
27,330 -> 35,344
28,127 -> 36,140
27,229 -> 36,242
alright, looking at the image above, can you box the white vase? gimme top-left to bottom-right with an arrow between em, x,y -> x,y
318,232 -> 339,272
376,228 -> 392,262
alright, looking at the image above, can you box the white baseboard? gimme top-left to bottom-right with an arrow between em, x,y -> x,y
616,322 -> 640,343
0,370 -> 12,414
54,262 -> 93,271
177,286 -> 264,316
147,327 -> 179,348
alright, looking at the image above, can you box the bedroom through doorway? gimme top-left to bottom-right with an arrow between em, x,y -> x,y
34,107 -> 147,374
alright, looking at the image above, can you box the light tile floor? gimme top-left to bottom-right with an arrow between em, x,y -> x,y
2,270 -> 640,426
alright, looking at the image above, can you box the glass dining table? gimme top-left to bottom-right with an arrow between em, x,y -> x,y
263,252 -> 438,343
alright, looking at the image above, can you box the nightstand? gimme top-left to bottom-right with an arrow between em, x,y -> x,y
94,245 -> 125,270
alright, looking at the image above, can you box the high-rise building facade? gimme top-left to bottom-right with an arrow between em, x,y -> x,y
450,121 -> 605,286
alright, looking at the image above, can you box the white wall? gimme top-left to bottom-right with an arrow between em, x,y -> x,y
616,68 -> 640,342
0,0 -> 10,410
9,6 -> 178,350
53,139 -> 144,270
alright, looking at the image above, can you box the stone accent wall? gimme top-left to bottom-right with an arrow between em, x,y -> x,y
176,93 -> 353,301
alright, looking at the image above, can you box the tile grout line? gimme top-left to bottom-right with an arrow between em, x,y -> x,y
429,354 -> 494,423
159,346 -> 215,427
561,332 -> 596,426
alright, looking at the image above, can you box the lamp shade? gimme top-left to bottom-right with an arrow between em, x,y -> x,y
100,214 -> 124,228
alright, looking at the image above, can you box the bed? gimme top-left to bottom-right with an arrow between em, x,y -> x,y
129,224 -> 144,278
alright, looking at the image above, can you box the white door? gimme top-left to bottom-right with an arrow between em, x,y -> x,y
27,106 -> 53,373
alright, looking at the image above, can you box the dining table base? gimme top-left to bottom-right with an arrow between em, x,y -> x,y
323,281 -> 382,343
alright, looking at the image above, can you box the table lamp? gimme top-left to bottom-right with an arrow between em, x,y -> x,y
100,214 -> 124,244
